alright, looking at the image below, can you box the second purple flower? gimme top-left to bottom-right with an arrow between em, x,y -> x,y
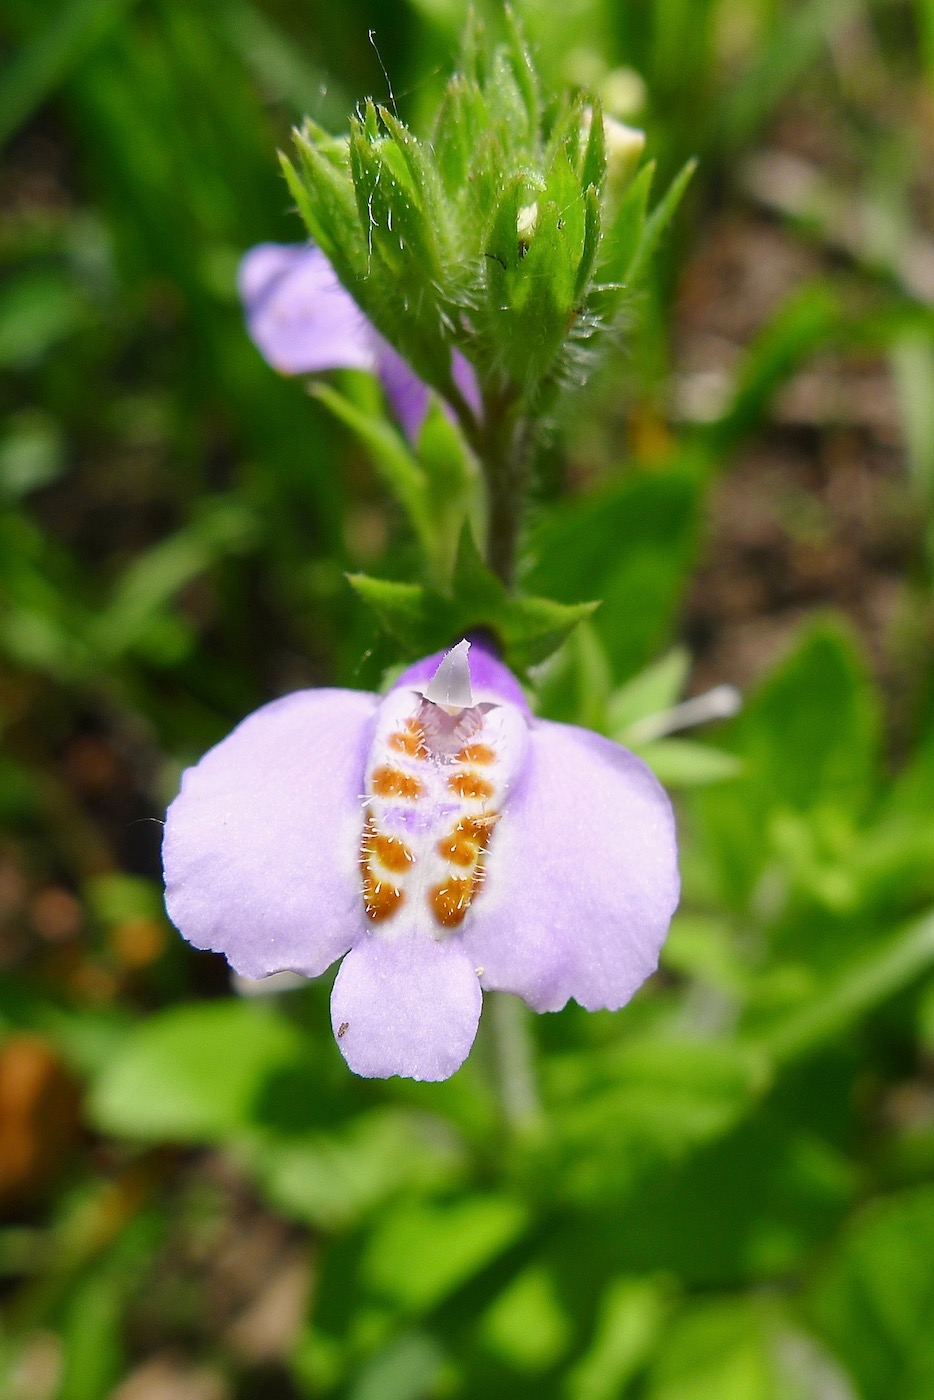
238,241 -> 479,441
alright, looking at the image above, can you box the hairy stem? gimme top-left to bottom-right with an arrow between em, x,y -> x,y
477,390 -> 533,588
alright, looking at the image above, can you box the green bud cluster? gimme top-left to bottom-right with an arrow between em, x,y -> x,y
282,9 -> 691,423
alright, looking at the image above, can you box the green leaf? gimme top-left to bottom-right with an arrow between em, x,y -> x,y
432,75 -> 490,199
625,157 -> 696,286
606,647 -> 691,737
694,618 -> 881,906
312,383 -> 433,555
644,1298 -> 849,1400
93,497 -> 258,662
527,466 -> 701,680
592,159 -> 653,312
751,906 -> 934,1065
740,619 -> 880,813
363,1194 -> 528,1313
90,1000 -> 307,1143
349,107 -> 446,291
567,1277 -> 670,1400
579,96 -> 607,196
533,619 -> 614,729
503,4 -> 540,138
348,1333 -> 445,1400
480,1265 -> 571,1372
283,132 -> 366,278
808,1185 -> 934,1400
0,0 -> 136,152
349,528 -> 598,672
346,574 -> 428,643
0,271 -> 88,368
710,283 -> 842,452
552,1038 -> 771,1210
254,1108 -> 463,1231
417,397 -> 481,586
635,738 -> 743,788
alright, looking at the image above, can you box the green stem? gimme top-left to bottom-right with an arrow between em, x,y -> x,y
477,390 -> 532,589
445,370 -> 534,589
489,992 -> 543,1134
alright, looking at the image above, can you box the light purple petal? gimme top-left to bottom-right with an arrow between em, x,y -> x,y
331,932 -> 482,1080
463,720 -> 679,1012
163,689 -> 378,979
238,243 -> 376,376
374,338 -> 431,441
394,638 -> 530,712
375,339 -> 481,442
452,347 -> 482,417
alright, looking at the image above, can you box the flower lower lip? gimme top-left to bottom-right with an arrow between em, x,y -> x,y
162,640 -> 679,1081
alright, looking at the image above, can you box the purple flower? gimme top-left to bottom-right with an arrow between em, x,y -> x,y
163,641 -> 679,1082
239,243 -> 479,440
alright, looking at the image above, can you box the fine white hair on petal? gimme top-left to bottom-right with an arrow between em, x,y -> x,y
424,639 -> 474,709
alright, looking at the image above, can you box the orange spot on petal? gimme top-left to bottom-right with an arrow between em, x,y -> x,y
388,724 -> 428,758
371,766 -> 422,799
372,832 -> 414,873
430,877 -> 475,928
447,771 -> 494,801
438,833 -> 479,867
363,874 -> 405,922
437,814 -> 498,866
456,743 -> 496,765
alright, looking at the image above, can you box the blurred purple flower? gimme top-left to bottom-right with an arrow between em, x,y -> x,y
163,641 -> 679,1081
239,242 -> 479,440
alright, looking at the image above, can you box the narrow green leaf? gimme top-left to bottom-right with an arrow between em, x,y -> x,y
754,907 -> 934,1064
634,739 -> 743,788
346,574 -> 427,649
312,383 -> 433,555
626,157 -> 696,286
0,0 -> 137,152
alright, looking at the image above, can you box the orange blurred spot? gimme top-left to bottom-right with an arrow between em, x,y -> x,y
0,1035 -> 81,1207
30,887 -> 82,943
110,917 -> 166,969
68,963 -> 118,1005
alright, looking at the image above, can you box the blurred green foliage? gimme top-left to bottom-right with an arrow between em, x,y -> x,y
1,1 -> 934,1398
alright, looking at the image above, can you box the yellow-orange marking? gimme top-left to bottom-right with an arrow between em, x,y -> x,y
361,814 -> 414,875
360,811 -> 411,922
372,832 -> 414,872
430,876 -> 475,927
437,814 -> 499,866
371,765 -> 422,799
362,872 -> 405,922
447,771 -> 494,801
388,723 -> 428,758
456,742 -> 496,765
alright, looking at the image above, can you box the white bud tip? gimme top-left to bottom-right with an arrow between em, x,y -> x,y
425,639 -> 474,709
